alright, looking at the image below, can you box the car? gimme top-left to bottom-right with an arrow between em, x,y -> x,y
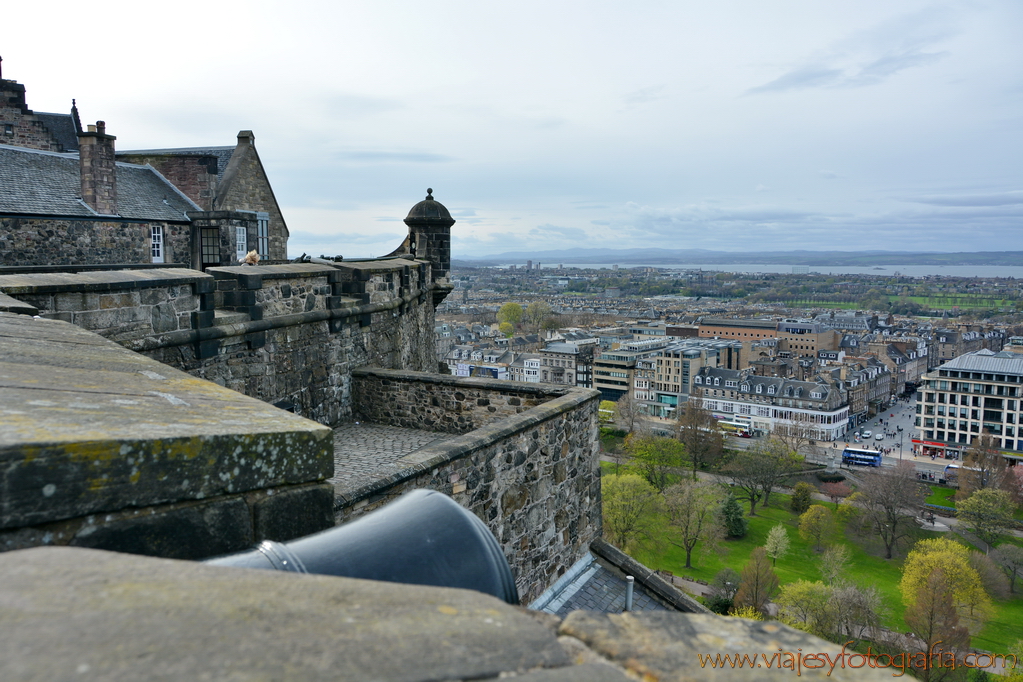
875,433 -> 885,441
861,430 -> 872,438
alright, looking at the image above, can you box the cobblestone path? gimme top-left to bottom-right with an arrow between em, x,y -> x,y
330,422 -> 447,493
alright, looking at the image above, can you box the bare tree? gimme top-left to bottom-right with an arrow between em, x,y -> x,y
664,479 -> 724,569
960,434 -> 1011,496
772,419 -> 822,461
818,544 -> 851,586
858,461 -> 929,559
615,393 -> 642,434
904,568 -> 970,682
991,544 -> 1023,593
676,389 -> 724,480
733,547 -> 779,615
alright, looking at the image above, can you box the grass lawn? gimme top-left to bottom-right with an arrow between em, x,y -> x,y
925,486 -> 957,507
613,485 -> 1022,651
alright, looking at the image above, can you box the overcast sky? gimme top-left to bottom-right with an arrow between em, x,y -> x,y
6,1 -> 1022,259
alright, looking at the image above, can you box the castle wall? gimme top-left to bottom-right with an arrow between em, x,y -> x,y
0,216 -> 166,266
345,369 -> 603,604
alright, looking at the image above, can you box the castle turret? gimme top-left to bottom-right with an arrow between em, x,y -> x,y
402,188 -> 454,282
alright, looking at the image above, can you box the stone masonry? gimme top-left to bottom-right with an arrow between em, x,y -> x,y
0,217 -> 156,267
343,369 -> 603,604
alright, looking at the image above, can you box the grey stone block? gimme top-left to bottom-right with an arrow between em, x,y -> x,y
252,484 -> 335,542
69,497 -> 254,560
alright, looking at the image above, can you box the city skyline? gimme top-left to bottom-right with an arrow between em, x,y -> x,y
4,1 -> 1022,259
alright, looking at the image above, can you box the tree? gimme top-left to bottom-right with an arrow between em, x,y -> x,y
664,479 -> 724,569
498,321 -> 514,338
969,551 -> 1010,601
900,538 -> 993,633
858,461 -> 929,559
720,493 -> 748,538
723,440 -> 799,515
706,568 -> 741,614
601,474 -> 663,550
497,302 -> 523,326
614,393 -> 642,434
625,434 -> 686,491
776,579 -> 883,647
798,505 -> 834,552
733,547 -> 779,615
904,568 -> 971,682
772,420 -> 821,461
790,482 -> 814,514
960,434 -> 1011,496
675,389 -> 724,480
764,523 -> 790,566
991,544 -> 1023,593
957,489 -> 1015,552
821,481 -> 851,508
818,544 -> 851,586
524,301 -> 553,331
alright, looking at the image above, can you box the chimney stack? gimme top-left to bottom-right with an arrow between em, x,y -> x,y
78,120 -> 117,215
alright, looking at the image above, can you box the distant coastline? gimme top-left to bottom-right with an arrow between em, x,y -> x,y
455,249 -> 1023,268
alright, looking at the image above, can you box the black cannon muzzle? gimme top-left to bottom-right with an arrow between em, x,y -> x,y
205,489 -> 519,604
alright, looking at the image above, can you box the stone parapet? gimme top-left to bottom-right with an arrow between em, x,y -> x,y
0,546 -> 894,681
0,268 -> 214,343
0,314 -> 334,557
341,371 -> 602,604
352,367 -> 575,434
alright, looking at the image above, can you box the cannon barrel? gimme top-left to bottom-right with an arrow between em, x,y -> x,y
204,489 -> 519,604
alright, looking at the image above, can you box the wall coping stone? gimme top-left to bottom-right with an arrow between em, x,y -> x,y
351,367 -> 577,399
0,268 -> 211,295
0,292 -> 37,315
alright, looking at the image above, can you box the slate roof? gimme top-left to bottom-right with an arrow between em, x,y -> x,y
116,146 -> 235,179
0,144 -> 199,221
533,553 -> 670,617
940,349 -> 1023,376
33,112 -> 79,152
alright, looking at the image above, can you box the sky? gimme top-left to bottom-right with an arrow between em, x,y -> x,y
5,1 -> 1023,259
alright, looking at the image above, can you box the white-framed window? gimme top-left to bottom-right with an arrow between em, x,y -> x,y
151,224 -> 164,263
756,385 -> 763,393
767,386 -> 776,395
256,212 -> 270,258
236,225 -> 248,262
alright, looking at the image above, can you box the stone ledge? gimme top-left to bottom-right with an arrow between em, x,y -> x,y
0,546 -> 895,682
0,268 -> 211,295
0,292 -> 36,315
352,366 -> 581,399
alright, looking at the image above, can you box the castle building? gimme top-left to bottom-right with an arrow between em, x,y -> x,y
1,73 -> 287,269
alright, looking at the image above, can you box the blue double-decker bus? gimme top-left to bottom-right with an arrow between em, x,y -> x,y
842,447 -> 882,467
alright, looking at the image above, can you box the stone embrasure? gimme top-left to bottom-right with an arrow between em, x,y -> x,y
0,546 -> 894,682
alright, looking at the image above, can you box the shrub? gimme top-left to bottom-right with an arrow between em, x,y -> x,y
791,482 -> 815,514
816,472 -> 846,483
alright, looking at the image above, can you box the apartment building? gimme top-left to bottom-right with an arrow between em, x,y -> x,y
593,338 -> 667,402
698,317 -> 778,341
692,367 -> 850,441
539,342 -> 594,388
914,349 -> 1023,463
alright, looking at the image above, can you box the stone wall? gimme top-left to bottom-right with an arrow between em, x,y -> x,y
0,216 -> 166,266
353,368 -> 568,434
343,369 -> 603,604
0,268 -> 211,344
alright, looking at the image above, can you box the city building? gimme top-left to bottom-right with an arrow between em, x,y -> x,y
692,367 -> 850,441
698,317 -> 778,340
914,349 -> 1023,462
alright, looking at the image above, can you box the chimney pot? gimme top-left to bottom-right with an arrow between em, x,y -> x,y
87,124 -> 97,133
96,121 -> 105,134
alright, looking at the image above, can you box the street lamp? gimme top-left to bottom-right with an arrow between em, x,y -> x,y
899,433 -> 904,461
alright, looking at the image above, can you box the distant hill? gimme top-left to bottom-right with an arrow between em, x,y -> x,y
454,249 -> 1023,267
